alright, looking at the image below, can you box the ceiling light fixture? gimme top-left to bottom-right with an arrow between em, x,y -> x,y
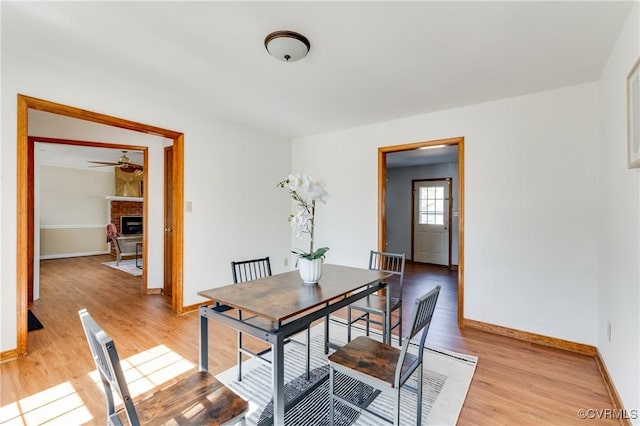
264,30 -> 310,62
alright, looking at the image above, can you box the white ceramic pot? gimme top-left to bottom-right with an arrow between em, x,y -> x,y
298,257 -> 323,285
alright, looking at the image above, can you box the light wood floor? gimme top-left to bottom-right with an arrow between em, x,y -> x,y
1,255 -> 619,425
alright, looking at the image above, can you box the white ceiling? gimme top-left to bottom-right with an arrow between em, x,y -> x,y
36,140 -> 143,172
3,1 -> 633,142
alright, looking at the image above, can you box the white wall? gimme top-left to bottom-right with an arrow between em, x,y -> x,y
39,165 -> 113,227
293,82 -> 600,347
597,2 -> 639,420
38,165 -> 113,266
1,49 -> 292,353
387,163 -> 459,264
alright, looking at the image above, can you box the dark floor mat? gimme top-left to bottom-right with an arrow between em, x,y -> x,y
28,310 -> 44,331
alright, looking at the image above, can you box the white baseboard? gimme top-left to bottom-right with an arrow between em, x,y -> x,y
40,250 -> 110,260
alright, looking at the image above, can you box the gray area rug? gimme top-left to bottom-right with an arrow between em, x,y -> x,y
216,318 -> 477,425
102,259 -> 142,277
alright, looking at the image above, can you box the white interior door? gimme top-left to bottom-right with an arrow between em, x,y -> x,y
413,180 -> 450,265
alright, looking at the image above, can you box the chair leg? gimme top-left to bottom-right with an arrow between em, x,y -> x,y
417,364 -> 423,426
398,305 -> 403,346
347,307 -> 352,343
394,388 -> 401,426
365,313 -> 370,337
237,330 -> 243,382
329,367 -> 335,426
382,312 -> 388,345
237,309 -> 243,382
305,327 -> 311,380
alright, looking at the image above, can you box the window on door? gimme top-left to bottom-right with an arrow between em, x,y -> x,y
418,186 -> 445,225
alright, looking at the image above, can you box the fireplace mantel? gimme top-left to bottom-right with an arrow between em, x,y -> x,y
106,195 -> 143,202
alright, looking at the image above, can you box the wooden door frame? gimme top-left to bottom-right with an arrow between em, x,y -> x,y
378,136 -> 465,326
410,177 -> 453,267
163,145 -> 174,297
16,94 -> 185,356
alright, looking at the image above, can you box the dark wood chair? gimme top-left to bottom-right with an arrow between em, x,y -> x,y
328,285 -> 441,426
231,256 -> 272,283
78,309 -> 247,426
210,257 -> 272,315
218,257 -> 311,381
228,257 -> 272,381
347,250 -> 406,345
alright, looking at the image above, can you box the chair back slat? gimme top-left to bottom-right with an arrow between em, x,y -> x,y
369,250 -> 405,286
408,285 -> 441,341
79,309 -> 139,426
231,256 -> 272,283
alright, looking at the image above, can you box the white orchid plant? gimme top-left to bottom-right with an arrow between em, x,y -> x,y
277,173 -> 329,261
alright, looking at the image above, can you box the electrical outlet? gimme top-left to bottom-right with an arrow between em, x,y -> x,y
284,258 -> 289,267
607,321 -> 612,342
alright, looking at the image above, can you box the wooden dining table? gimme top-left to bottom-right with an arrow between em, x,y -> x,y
198,263 -> 391,426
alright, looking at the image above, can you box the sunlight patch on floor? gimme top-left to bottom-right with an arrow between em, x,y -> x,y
89,344 -> 195,404
0,345 -> 194,425
0,382 -> 93,426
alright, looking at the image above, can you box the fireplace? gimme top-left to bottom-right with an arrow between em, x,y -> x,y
120,216 -> 143,235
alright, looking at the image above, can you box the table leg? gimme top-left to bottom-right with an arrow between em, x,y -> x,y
324,313 -> 329,354
272,334 -> 285,426
386,285 -> 392,345
199,307 -> 208,371
324,301 -> 330,354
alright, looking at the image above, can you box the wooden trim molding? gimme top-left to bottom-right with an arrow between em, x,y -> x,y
23,95 -> 181,138
17,95 -> 29,356
594,349 -> 633,426
182,302 -> 202,315
173,135 -> 185,314
377,149 -> 387,252
462,318 -> 597,355
0,349 -> 20,363
16,94 -> 185,357
457,138 -> 465,327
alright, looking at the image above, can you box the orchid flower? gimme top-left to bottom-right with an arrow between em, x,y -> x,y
277,173 -> 329,260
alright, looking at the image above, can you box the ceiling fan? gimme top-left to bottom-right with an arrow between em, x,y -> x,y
88,151 -> 143,169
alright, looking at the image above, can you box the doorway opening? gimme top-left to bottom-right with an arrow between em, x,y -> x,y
412,178 -> 452,266
16,94 -> 185,356
378,136 -> 464,325
32,136 -> 148,302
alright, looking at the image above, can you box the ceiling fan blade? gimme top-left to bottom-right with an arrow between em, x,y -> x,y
120,163 -> 143,170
